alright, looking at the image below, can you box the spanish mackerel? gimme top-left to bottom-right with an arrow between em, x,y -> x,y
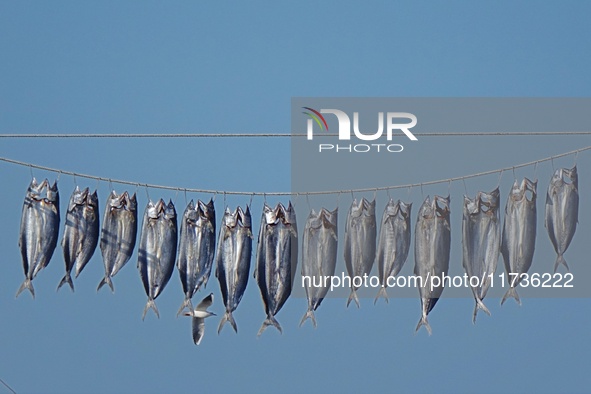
98,191 -> 137,292
375,199 -> 411,304
462,188 -> 500,322
414,195 -> 451,335
545,166 -> 578,273
501,178 -> 537,305
58,187 -> 100,292
177,199 -> 216,316
300,207 -> 338,328
137,199 -> 178,319
255,202 -> 297,336
17,178 -> 60,298
216,206 -> 252,333
344,198 -> 376,308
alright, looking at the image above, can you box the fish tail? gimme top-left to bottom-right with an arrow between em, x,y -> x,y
472,298 -> 491,324
142,299 -> 160,320
299,310 -> 317,328
218,311 -> 238,334
554,254 -> 570,273
374,287 -> 389,305
346,289 -> 360,308
501,287 -> 521,306
97,276 -> 114,293
176,298 -> 193,318
57,273 -> 75,293
257,315 -> 282,337
415,314 -> 432,335
16,279 -> 35,299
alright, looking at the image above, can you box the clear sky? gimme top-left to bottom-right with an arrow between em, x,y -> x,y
1,2 -> 590,394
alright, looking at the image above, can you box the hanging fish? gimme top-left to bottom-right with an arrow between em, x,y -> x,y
545,166 -> 578,273
17,178 -> 61,298
137,199 -> 178,319
344,198 -> 376,308
501,178 -> 537,305
176,199 -> 216,316
255,202 -> 298,336
375,199 -> 411,304
215,205 -> 252,334
300,207 -> 338,328
414,195 -> 451,335
462,188 -> 500,322
97,191 -> 138,292
58,187 -> 100,292
183,293 -> 216,346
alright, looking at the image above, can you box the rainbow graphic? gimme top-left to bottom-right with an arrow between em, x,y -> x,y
302,107 -> 329,131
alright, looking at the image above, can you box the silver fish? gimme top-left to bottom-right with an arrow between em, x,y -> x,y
300,207 -> 338,328
137,199 -> 178,319
58,187 -> 100,292
414,195 -> 451,335
344,198 -> 376,308
183,293 -> 216,346
375,199 -> 411,304
215,206 -> 252,334
98,191 -> 138,292
255,202 -> 298,336
501,178 -> 537,305
176,199 -> 216,316
17,178 -> 60,299
462,188 -> 500,322
545,166 -> 578,273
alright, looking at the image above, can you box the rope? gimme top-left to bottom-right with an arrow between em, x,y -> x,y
0,377 -> 16,394
0,145 -> 589,196
0,131 -> 590,138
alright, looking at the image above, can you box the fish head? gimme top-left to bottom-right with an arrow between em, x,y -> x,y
237,206 -> 252,229
45,180 -> 60,204
197,199 -> 215,223
320,207 -> 338,229
522,178 -> 537,203
463,194 -> 479,216
164,200 -> 177,221
433,195 -> 450,220
479,188 -> 500,217
560,166 -> 578,191
385,198 -> 400,217
147,200 -> 161,219
263,203 -> 277,224
223,207 -> 238,228
418,196 -> 433,219
87,189 -> 99,212
126,192 -> 138,212
362,198 -> 376,216
184,200 -> 198,224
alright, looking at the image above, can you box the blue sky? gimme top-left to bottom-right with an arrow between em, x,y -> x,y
1,2 -> 590,393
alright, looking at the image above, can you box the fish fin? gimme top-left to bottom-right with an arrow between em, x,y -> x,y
176,298 -> 193,318
374,287 -> 389,305
142,299 -> 160,320
346,289 -> 360,308
299,310 -> 317,328
16,279 -> 35,299
554,254 -> 570,273
472,298 -> 491,324
500,287 -> 521,306
57,273 -> 75,292
97,276 -> 114,293
218,311 -> 238,334
415,315 -> 432,335
257,315 -> 282,336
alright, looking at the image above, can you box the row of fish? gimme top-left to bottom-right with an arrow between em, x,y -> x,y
16,165 -> 579,341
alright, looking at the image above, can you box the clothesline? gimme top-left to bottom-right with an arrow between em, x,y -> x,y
0,131 -> 590,138
0,145 -> 587,196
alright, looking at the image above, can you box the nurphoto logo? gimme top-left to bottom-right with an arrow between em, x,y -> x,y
303,106 -> 418,153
